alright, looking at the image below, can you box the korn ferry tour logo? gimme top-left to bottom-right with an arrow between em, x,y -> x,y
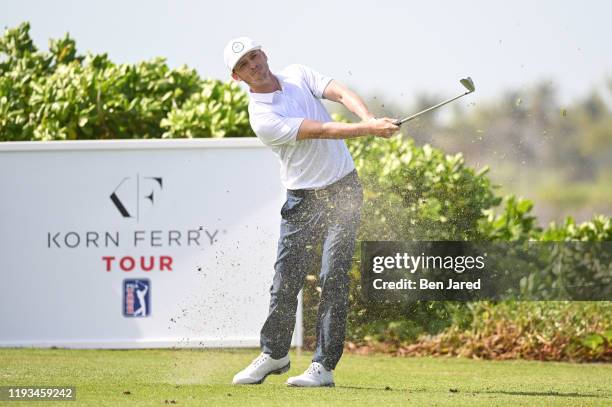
123,279 -> 151,317
110,174 -> 163,221
46,172 -> 222,274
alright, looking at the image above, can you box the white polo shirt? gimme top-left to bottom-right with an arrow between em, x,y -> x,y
248,64 -> 355,190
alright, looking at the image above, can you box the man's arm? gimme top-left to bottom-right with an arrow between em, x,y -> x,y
296,80 -> 398,140
296,118 -> 398,141
323,80 -> 375,121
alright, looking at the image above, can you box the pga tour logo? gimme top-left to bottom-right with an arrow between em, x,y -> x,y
123,279 -> 151,317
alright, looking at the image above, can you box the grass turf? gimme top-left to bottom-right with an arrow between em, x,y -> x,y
0,348 -> 610,406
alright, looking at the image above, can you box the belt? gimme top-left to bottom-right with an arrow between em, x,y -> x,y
290,170 -> 358,199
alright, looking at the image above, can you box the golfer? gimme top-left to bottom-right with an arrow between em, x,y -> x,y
224,37 -> 398,387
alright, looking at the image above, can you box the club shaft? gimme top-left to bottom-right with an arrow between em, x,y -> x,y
398,91 -> 471,125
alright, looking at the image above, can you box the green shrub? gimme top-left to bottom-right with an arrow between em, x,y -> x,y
401,301 -> 612,362
477,195 -> 541,241
334,135 -> 502,346
160,80 -> 253,138
541,214 -> 611,241
0,22 -> 252,141
347,135 -> 501,241
517,215 -> 612,300
338,131 -> 611,355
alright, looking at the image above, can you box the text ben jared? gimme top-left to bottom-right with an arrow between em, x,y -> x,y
371,252 -> 485,290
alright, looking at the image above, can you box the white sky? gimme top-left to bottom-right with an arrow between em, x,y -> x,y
3,0 -> 612,107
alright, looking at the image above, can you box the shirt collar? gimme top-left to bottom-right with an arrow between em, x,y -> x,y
249,73 -> 284,104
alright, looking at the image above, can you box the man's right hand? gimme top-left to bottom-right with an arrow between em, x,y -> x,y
366,118 -> 400,138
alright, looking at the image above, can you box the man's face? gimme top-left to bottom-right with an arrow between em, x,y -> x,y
231,50 -> 271,86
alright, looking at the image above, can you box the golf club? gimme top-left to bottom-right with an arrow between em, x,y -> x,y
394,77 -> 475,126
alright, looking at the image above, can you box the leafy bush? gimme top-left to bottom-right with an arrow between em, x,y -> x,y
518,215 -> 612,300
395,301 -> 612,362
337,128 -> 610,360
0,22 -> 253,141
477,195 -> 541,241
341,209 -> 612,359
340,135 -> 505,348
160,80 -> 251,138
347,135 -> 501,241
541,215 -> 611,241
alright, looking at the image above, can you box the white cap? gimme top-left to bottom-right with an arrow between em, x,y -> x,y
223,37 -> 262,72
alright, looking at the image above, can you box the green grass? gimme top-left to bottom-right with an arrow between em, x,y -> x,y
1,348 -> 611,406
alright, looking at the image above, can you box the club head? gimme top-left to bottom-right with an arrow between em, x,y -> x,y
460,77 -> 475,93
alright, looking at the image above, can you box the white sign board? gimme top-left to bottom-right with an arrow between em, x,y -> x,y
0,139 -> 302,348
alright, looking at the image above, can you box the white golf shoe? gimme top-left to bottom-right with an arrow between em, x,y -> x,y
286,362 -> 335,387
232,353 -> 290,385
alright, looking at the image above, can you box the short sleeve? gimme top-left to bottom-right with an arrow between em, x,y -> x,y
251,113 -> 304,147
295,64 -> 333,99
